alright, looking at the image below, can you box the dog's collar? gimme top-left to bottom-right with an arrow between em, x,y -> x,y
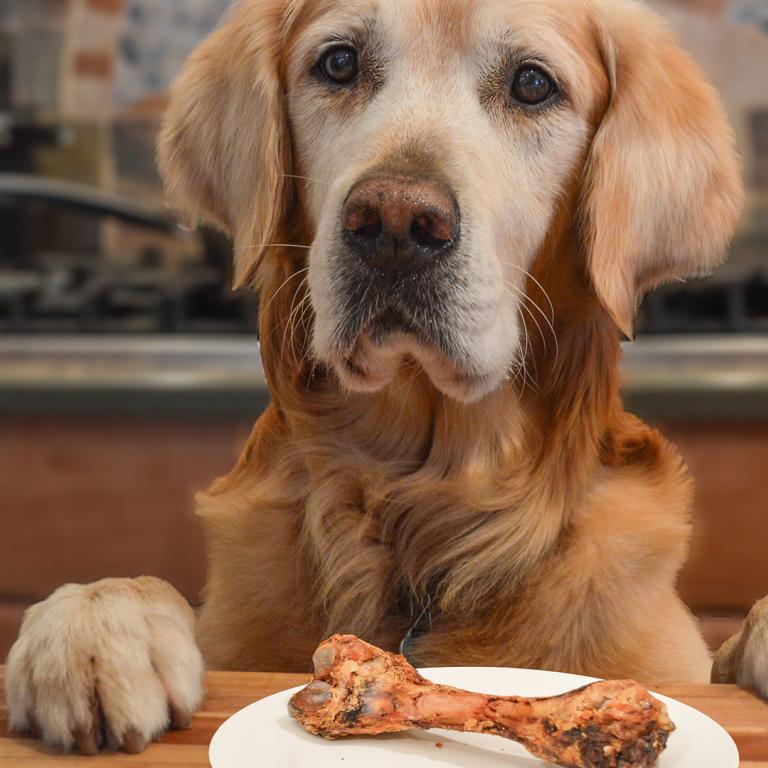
398,593 -> 433,666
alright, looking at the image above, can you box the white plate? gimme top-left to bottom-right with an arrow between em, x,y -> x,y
209,667 -> 739,767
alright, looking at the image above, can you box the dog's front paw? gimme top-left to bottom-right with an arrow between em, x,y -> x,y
5,577 -> 204,754
738,597 -> 768,697
712,596 -> 768,698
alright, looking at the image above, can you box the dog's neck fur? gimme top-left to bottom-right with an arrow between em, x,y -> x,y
248,202 -> 629,639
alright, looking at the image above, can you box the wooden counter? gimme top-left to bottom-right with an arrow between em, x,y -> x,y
1,668 -> 767,766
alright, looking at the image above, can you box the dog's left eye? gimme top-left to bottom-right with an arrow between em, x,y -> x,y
318,45 -> 359,85
511,66 -> 557,106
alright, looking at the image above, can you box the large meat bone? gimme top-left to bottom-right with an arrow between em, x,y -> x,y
289,635 -> 674,768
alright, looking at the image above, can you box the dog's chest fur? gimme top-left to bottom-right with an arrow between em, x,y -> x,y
195,395 -> 696,677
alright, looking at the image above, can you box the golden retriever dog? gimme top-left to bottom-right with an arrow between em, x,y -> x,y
7,0 -> 768,755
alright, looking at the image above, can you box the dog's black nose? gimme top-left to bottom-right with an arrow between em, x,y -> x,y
342,176 -> 459,274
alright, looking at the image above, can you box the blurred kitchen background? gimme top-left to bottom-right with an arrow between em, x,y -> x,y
0,0 -> 767,663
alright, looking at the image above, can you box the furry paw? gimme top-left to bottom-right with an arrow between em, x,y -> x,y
712,596 -> 768,698
5,577 -> 205,754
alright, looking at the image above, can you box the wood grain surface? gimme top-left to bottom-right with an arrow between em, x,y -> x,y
1,668 -> 767,767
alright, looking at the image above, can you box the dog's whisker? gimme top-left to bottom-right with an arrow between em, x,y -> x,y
302,315 -> 324,390
502,261 -> 556,322
516,287 -> 559,365
262,266 -> 310,316
504,278 -> 559,367
517,291 -> 549,359
506,282 -> 554,368
282,283 -> 304,347
517,308 -> 542,395
525,296 -> 559,365
513,308 -> 533,397
507,359 -> 529,396
500,260 -> 558,366
280,173 -> 332,187
281,275 -> 312,362
287,286 -> 313,363
506,280 -> 541,354
233,243 -> 313,252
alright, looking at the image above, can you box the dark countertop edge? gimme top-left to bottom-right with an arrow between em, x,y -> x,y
1,334 -> 767,420
622,390 -> 768,422
0,385 -> 271,419
5,390 -> 766,420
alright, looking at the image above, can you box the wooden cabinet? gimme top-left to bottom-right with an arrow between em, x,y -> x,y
667,422 -> 768,650
1,416 -> 766,661
0,416 -> 246,658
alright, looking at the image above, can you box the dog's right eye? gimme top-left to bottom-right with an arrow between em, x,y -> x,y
510,66 -> 557,107
318,45 -> 359,85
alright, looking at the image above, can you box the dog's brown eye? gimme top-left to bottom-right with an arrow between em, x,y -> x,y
320,45 -> 359,84
511,66 -> 556,106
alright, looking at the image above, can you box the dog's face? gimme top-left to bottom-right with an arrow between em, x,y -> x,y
288,0 -> 602,401
159,0 -> 742,403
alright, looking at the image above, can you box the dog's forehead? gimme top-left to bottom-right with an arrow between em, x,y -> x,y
289,0 -> 594,52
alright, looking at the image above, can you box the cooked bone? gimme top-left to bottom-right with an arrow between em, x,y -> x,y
289,635 -> 674,768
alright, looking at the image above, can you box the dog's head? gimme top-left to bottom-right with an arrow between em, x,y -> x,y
159,0 -> 742,403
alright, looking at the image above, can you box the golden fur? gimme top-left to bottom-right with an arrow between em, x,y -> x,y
7,0 -> 765,756
159,0 -> 740,677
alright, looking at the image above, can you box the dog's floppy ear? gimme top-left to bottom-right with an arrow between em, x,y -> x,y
157,3 -> 291,289
583,1 -> 743,338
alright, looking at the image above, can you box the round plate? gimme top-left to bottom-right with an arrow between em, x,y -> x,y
209,667 -> 739,767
